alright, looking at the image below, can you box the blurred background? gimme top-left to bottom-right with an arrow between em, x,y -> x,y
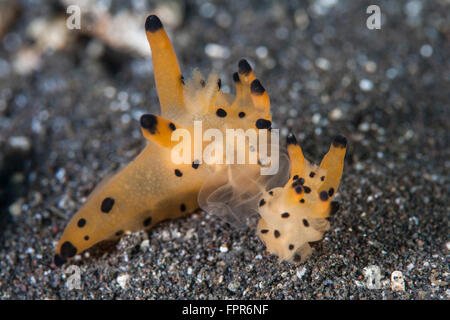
0,0 -> 448,299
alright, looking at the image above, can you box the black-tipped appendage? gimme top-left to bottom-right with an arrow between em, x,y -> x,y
238,59 -> 252,75
286,133 -> 297,145
140,114 -> 158,134
250,79 -> 265,95
255,118 -> 272,129
145,15 -> 163,33
333,135 -> 347,148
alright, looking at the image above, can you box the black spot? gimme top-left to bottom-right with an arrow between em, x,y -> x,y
238,59 -> 252,75
268,191 -> 274,196
295,186 -> 303,194
54,254 -> 66,267
303,219 -> 309,227
143,217 -> 152,227
169,122 -> 176,131
77,218 -> 86,228
281,212 -> 290,218
145,15 -> 162,33
286,133 -> 297,145
293,254 -> 301,262
175,169 -> 182,177
289,244 -> 294,250
328,188 -> 335,197
84,235 -> 89,241
216,108 -> 227,117
300,199 -> 305,203
261,229 -> 269,234
333,135 -> 347,148
200,79 -> 206,87
259,198 -> 266,207
250,79 -> 265,95
238,111 -> 246,118
319,190 -> 329,201
140,114 -> 158,134
192,160 -> 200,169
309,172 -> 315,178
60,241 -> 77,259
217,78 -> 222,89
232,72 -> 240,83
180,203 -> 186,212
101,197 -> 115,213
180,75 -> 185,85
303,186 -> 311,193
321,176 -> 325,181
330,201 -> 340,215
115,230 -> 124,236
274,230 -> 280,238
293,175 -> 299,180
298,178 -> 305,185
256,119 -> 271,129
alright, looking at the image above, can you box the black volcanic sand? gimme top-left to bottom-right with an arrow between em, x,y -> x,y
0,0 -> 448,299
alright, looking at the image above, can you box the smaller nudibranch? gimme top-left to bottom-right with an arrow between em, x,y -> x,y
257,134 -> 347,263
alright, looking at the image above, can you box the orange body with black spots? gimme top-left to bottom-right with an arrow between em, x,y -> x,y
257,134 -> 347,263
54,15 -> 347,266
55,15 -> 274,265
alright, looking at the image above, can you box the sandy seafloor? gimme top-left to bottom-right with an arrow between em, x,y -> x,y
0,0 -> 448,299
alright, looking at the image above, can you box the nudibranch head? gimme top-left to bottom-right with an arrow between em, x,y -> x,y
257,134 -> 347,263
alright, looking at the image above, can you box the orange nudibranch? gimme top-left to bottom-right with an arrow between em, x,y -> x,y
54,15 -> 274,266
54,15 -> 347,266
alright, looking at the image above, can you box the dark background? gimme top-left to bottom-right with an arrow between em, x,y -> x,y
0,0 -> 448,299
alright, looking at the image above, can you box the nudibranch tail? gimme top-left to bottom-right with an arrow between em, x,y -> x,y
257,134 -> 347,263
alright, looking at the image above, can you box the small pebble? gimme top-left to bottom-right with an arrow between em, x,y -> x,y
117,274 -> 130,289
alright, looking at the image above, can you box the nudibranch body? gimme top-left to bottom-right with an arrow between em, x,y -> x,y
258,134 -> 347,263
54,15 -> 276,266
54,15 -> 347,266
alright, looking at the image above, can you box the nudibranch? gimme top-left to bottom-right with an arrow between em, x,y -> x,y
257,134 -> 347,263
54,15 -> 277,266
54,14 -> 347,267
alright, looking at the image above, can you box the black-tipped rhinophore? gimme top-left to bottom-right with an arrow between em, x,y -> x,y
145,15 -> 163,33
54,254 -> 66,267
238,59 -> 252,75
140,114 -> 158,134
250,79 -> 265,95
286,133 -> 297,145
232,72 -> 240,83
256,118 -> 272,129
332,135 -> 347,148
217,78 -> 222,89
60,241 -> 77,259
